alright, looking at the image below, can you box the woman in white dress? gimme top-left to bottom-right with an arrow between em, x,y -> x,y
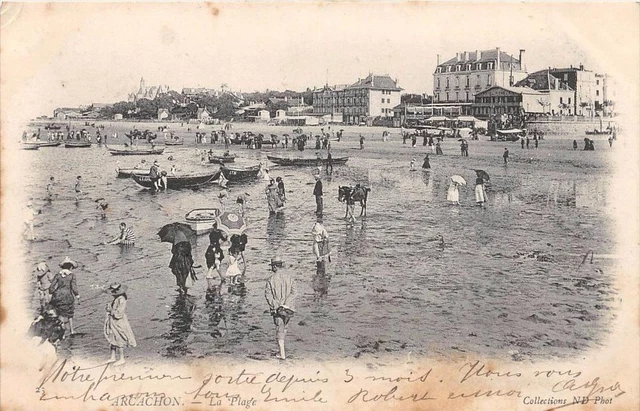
474,177 -> 486,205
447,181 -> 460,205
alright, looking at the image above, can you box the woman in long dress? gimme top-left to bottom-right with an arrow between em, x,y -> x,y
276,177 -> 287,205
266,179 -> 282,214
447,181 -> 460,205
474,177 -> 486,206
104,283 -> 136,365
49,257 -> 80,335
169,241 -> 197,293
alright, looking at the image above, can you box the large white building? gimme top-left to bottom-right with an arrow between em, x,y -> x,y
433,48 -> 528,111
313,74 -> 402,124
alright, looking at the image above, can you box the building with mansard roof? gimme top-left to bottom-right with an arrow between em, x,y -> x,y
128,77 -> 170,102
433,48 -> 528,114
312,74 -> 402,125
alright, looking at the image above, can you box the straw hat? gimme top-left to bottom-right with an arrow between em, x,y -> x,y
108,283 -> 128,296
59,256 -> 78,269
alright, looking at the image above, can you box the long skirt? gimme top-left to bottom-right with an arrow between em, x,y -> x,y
169,241 -> 197,289
475,184 -> 486,203
447,185 -> 459,203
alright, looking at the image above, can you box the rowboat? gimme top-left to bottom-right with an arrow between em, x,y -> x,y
266,155 -> 349,166
165,140 -> 184,146
185,208 -> 222,234
208,153 -> 236,163
65,141 -> 92,148
21,144 -> 40,150
131,171 -> 220,190
490,129 -> 523,142
108,147 -> 165,156
24,141 -> 62,148
115,168 -> 150,178
220,164 -> 261,181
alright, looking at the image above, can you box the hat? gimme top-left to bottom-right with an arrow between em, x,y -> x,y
59,256 -> 78,269
154,160 -> 159,165
270,256 -> 284,267
108,283 -> 128,296
36,262 -> 49,272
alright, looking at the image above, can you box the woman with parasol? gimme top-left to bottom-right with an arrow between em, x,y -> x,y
104,283 -> 136,365
474,170 -> 489,206
159,223 -> 198,294
447,175 -> 466,205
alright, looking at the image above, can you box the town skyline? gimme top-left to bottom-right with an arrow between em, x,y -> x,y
2,3 -> 636,123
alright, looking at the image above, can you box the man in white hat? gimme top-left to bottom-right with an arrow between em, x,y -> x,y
265,257 -> 296,360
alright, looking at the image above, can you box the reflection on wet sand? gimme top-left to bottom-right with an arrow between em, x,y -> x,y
312,261 -> 331,302
163,293 -> 196,357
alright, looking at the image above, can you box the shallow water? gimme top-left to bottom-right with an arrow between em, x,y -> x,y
21,137 -> 616,363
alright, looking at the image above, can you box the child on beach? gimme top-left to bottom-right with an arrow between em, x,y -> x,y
104,283 -> 136,366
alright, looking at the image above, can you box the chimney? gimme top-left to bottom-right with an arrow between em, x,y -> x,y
579,64 -> 584,71
437,54 -> 441,65
456,52 -> 460,62
475,49 -> 480,61
519,49 -> 525,68
496,47 -> 501,68
464,51 -> 469,61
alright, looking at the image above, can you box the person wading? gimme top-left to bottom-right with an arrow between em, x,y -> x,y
264,257 -> 296,360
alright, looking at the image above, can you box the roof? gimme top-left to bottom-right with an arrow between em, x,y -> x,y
313,84 -> 349,93
515,70 -> 573,91
475,85 -> 542,96
439,49 -> 521,67
349,74 -> 401,91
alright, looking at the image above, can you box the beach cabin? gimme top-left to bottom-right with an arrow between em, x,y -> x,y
113,113 -> 123,120
275,109 -> 286,119
257,110 -> 271,122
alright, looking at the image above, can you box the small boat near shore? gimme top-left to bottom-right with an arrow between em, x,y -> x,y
185,208 -> 222,234
116,168 -> 150,178
21,144 -> 40,150
65,140 -> 92,148
490,129 -> 523,142
266,155 -> 349,166
165,139 -> 184,146
220,164 -> 261,181
131,171 -> 221,190
24,141 -> 62,148
108,147 -> 165,156
208,153 -> 237,164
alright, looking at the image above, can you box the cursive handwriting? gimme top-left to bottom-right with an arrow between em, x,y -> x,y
261,385 -> 327,403
365,369 -> 432,383
459,360 -> 522,383
552,377 -> 626,398
347,386 -> 436,403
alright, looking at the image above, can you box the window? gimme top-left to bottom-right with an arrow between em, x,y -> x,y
456,65 -> 461,71
381,98 -> 385,104
466,92 -> 469,101
387,98 -> 390,103
455,92 -> 459,101
568,97 -> 571,104
596,79 -> 600,85
466,64 -> 471,71
487,75 -> 492,86
446,66 -> 451,72
437,78 -> 440,89
466,76 -> 470,87
564,74 -> 568,81
455,76 -> 459,87
488,62 -> 494,69
446,92 -> 449,101
596,90 -> 600,96
446,78 -> 450,88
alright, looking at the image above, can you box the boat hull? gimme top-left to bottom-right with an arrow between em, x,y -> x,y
109,148 -> 165,156
65,141 -> 92,148
21,144 -> 40,150
131,171 -> 220,190
185,208 -> 222,235
220,165 -> 261,181
24,141 -> 62,148
208,155 -> 236,164
165,140 -> 184,146
266,155 -> 349,166
116,169 -> 150,178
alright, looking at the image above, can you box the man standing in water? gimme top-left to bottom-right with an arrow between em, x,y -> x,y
313,175 -> 323,216
265,257 -> 296,360
503,148 -> 509,165
74,176 -> 83,202
326,150 -> 333,175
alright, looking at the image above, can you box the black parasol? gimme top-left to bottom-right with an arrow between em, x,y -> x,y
474,169 -> 490,181
158,222 -> 196,245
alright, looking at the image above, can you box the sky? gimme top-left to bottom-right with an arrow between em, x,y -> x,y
1,2 -> 638,121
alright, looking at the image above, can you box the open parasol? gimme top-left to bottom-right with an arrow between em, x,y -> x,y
215,211 -> 247,236
158,222 -> 196,245
474,169 -> 490,181
451,175 -> 467,185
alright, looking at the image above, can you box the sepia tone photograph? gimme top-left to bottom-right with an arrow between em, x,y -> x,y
1,2 -> 638,410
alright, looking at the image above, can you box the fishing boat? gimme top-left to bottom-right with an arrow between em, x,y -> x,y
208,153 -> 236,164
20,144 -> 40,150
131,170 -> 220,190
165,139 -> 184,146
185,208 -> 222,234
115,168 -> 150,178
108,147 -> 165,156
220,164 -> 261,181
65,140 -> 92,148
266,155 -> 349,166
585,128 -> 612,136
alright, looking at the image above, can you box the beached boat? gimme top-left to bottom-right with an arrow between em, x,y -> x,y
208,153 -> 236,164
24,141 -> 62,148
108,147 -> 165,156
65,141 -> 92,148
490,129 -> 524,142
220,164 -> 261,181
165,139 -> 184,146
185,208 -> 222,234
116,168 -> 150,178
585,129 -> 612,136
20,144 -> 40,150
131,171 -> 220,190
266,155 -> 349,166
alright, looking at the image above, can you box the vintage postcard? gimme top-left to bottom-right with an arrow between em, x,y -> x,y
1,2 -> 638,410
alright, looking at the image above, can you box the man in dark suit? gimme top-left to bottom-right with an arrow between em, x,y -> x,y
313,175 -> 323,216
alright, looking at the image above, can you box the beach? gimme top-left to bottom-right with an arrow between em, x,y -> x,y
21,120 -> 619,364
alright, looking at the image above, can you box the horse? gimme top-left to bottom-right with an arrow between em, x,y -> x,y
338,184 -> 371,218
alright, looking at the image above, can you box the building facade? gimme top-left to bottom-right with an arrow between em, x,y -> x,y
547,66 -> 608,116
128,77 -> 169,102
433,48 -> 528,110
312,74 -> 402,124
472,85 -> 574,118
515,69 -> 575,115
